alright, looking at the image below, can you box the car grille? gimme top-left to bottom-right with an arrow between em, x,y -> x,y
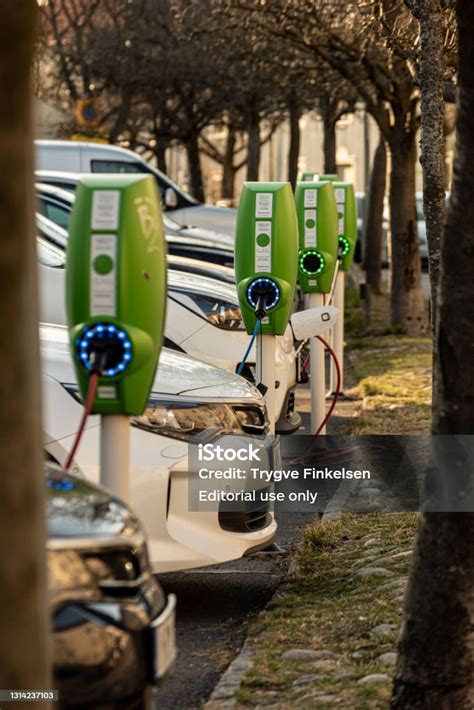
218,488 -> 271,533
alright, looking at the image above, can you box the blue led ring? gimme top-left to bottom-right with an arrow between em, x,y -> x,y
246,277 -> 281,311
76,322 -> 133,378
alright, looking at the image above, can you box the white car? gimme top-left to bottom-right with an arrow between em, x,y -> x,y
36,213 -> 300,434
166,270 -> 300,433
41,323 -> 278,572
35,140 -> 237,235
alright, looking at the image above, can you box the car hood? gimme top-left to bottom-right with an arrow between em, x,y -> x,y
40,323 -> 263,402
45,465 -> 140,540
164,214 -> 234,247
173,205 -> 236,237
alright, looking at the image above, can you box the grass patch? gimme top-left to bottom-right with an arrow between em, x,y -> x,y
235,513 -> 418,709
341,293 -> 432,435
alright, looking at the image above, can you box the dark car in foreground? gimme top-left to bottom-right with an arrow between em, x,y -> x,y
46,465 -> 176,709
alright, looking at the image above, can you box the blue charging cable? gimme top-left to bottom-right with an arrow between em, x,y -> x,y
237,318 -> 261,375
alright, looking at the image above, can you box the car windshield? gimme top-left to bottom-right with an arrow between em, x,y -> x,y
37,195 -> 72,230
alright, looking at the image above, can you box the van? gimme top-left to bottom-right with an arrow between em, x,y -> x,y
35,139 -> 236,235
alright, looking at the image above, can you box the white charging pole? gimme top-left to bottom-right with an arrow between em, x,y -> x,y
256,334 -> 276,435
330,270 -> 345,394
306,293 -> 327,434
100,415 -> 130,500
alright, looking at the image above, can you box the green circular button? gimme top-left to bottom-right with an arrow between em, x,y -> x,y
305,218 -> 316,229
93,254 -> 114,275
256,233 -> 270,247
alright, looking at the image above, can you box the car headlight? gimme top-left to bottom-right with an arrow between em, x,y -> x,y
233,406 -> 268,435
170,291 -> 244,330
131,399 -> 242,441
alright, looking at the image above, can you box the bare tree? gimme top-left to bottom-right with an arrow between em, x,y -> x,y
0,3 -> 51,703
363,134 -> 387,294
393,2 -> 474,706
404,0 -> 457,323
226,0 -> 426,331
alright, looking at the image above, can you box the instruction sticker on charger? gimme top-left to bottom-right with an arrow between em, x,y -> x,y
304,209 -> 317,247
255,221 -> 272,271
91,190 -> 120,230
90,233 -> 117,316
255,193 -> 273,218
337,203 -> 345,234
304,189 -> 317,208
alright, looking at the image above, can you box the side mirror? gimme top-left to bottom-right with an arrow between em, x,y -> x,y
290,306 -> 339,341
165,187 -> 178,209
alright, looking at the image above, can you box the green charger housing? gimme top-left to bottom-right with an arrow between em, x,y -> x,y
333,182 -> 358,271
66,174 -> 167,415
234,182 -> 298,335
294,181 -> 338,294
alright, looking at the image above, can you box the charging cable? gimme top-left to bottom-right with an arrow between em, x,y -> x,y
313,335 -> 341,435
65,370 -> 100,470
237,318 -> 261,375
326,260 -> 340,307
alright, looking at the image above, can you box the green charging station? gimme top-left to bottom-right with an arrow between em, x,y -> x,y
235,182 -> 298,336
66,174 -> 167,416
333,182 -> 357,271
294,181 -> 338,294
318,174 -> 338,182
300,171 -> 319,182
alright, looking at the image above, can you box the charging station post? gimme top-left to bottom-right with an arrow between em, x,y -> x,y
294,180 -> 339,434
330,182 -> 357,395
66,174 -> 166,499
235,182 -> 298,434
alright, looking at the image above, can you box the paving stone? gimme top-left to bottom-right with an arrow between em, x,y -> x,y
380,577 -> 408,590
363,537 -> 381,547
311,659 -> 339,671
354,566 -> 396,579
292,674 -> 321,687
282,649 -> 334,662
361,547 -> 384,556
357,673 -> 390,685
297,692 -> 340,704
371,623 -> 396,638
376,652 -> 397,666
334,672 -> 356,681
351,650 -> 368,659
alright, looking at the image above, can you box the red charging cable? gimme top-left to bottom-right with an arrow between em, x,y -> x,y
64,371 -> 100,470
303,336 -> 341,435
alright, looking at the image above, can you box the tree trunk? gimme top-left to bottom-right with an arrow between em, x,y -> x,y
392,511 -> 474,709
0,4 -> 51,703
363,135 -> 387,293
322,111 -> 337,174
185,132 -> 205,202
155,141 -> 167,174
388,131 -> 425,331
221,126 -> 237,201
433,4 -> 474,435
417,0 -> 446,328
246,110 -> 261,181
392,4 -> 474,707
287,101 -> 301,189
